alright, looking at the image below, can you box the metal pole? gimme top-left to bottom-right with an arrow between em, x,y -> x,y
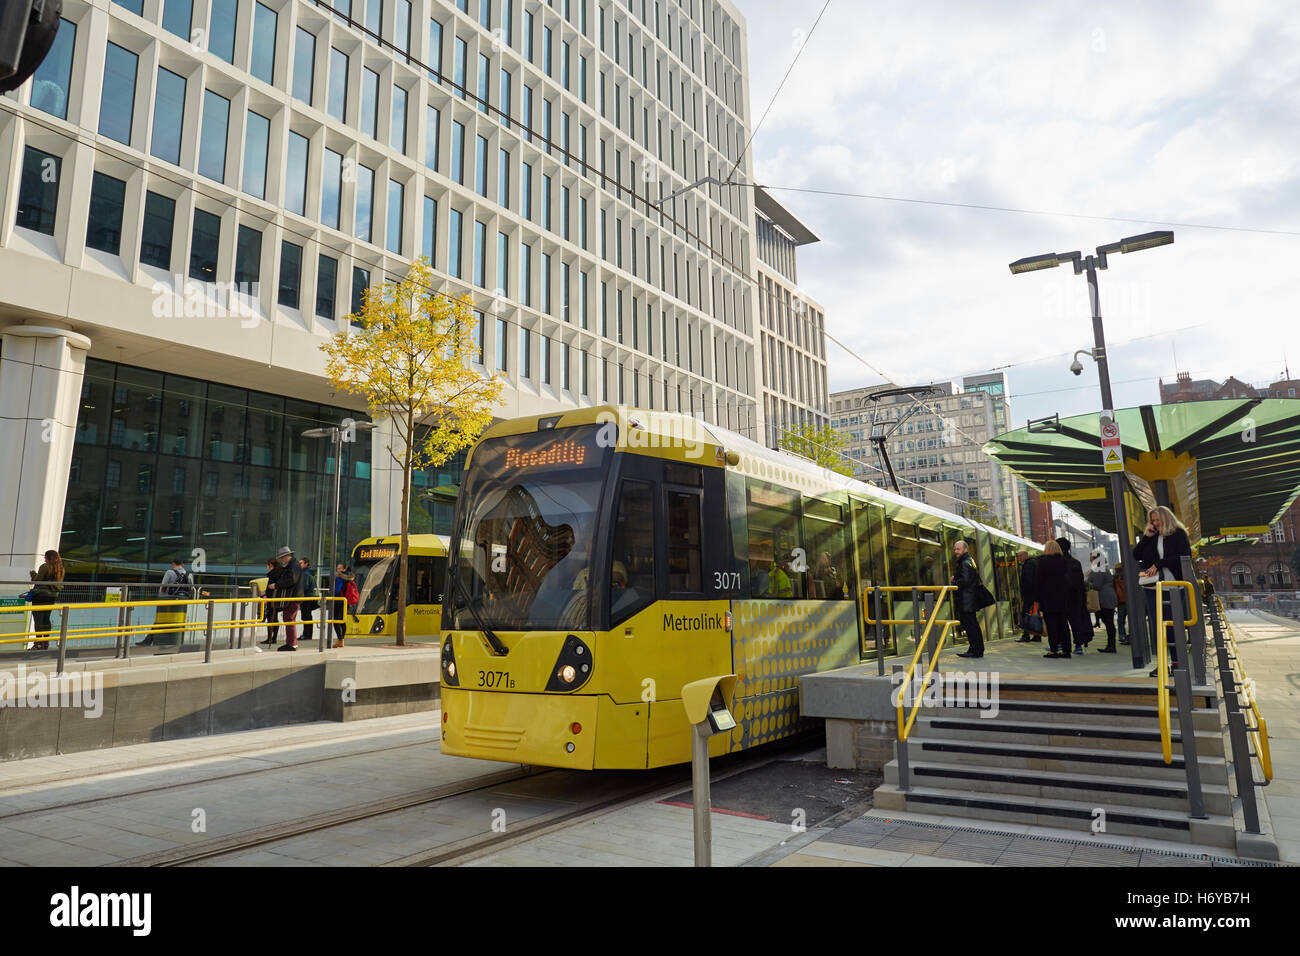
874,588 -> 885,677
893,664 -> 910,792
330,428 -> 344,649
1168,591 -> 1206,818
56,609 -> 69,673
1086,258 -> 1149,669
123,605 -> 133,659
691,723 -> 712,867
203,599 -> 215,663
1181,557 -> 1208,686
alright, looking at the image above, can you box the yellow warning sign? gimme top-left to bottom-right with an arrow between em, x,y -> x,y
1103,448 -> 1124,473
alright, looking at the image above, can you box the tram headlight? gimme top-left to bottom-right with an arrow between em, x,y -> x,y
446,661 -> 456,679
441,637 -> 459,687
545,634 -> 594,692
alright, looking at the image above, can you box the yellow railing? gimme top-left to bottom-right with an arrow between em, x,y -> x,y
863,586 -> 958,742
0,596 -> 347,647
1153,580 -> 1199,763
1214,597 -> 1273,782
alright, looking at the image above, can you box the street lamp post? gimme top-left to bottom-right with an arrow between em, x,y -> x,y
1010,230 -> 1174,669
303,418 -> 376,648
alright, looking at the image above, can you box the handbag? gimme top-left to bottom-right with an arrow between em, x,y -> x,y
974,581 -> 997,610
1021,603 -> 1044,635
1087,590 -> 1101,612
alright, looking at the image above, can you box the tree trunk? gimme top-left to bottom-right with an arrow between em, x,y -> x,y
397,409 -> 412,647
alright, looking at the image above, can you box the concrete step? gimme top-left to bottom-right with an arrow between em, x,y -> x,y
883,760 -> 1232,815
872,783 -> 1237,848
915,698 -> 1221,731
934,676 -> 1216,708
910,716 -> 1225,756
906,737 -> 1229,786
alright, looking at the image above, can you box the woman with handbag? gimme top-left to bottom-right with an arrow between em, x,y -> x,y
28,549 -> 64,651
1132,506 -> 1192,677
1087,550 -> 1118,653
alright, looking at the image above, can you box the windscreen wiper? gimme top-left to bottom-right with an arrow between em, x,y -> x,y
451,565 -> 510,656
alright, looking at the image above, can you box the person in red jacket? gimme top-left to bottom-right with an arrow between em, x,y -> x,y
332,565 -> 359,648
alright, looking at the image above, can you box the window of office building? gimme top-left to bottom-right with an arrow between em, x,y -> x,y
279,241 -> 302,308
429,17 -> 443,75
473,220 -> 486,287
243,110 -> 271,199
361,68 -> 379,138
496,231 -> 508,295
425,105 -> 440,170
355,163 -> 375,241
322,147 -> 343,229
198,90 -> 230,182
162,0 -> 191,40
251,3 -> 277,84
99,43 -> 138,145
30,17 -> 75,119
293,28 -> 316,104
328,48 -> 348,122
235,225 -> 262,288
285,131 -> 309,216
366,0 -> 382,39
317,254 -> 338,319
498,147 -> 509,207
150,67 -> 186,166
351,267 -> 370,319
494,317 -> 508,370
475,134 -> 488,196
387,180 -> 404,254
210,0 -> 238,63
189,209 -> 221,282
140,192 -> 175,269
395,0 -> 411,53
450,120 -> 465,183
447,207 -> 463,277
86,172 -> 127,255
454,36 -> 467,97
392,86 -> 408,152
423,195 -> 437,260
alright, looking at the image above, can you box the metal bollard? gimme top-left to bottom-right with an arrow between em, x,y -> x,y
115,603 -> 126,658
56,609 -> 69,674
911,587 -> 923,671
123,605 -> 134,659
203,600 -> 215,663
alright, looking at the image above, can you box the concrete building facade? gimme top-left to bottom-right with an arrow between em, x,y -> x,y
753,185 -> 827,449
0,0 -> 763,581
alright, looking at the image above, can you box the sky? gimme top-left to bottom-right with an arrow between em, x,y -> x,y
733,0 -> 1300,431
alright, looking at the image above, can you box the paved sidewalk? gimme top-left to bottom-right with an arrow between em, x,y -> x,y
1224,610 -> 1300,863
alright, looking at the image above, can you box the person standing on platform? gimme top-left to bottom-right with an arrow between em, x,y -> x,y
298,558 -> 317,641
259,557 -> 281,645
1015,548 -> 1041,642
274,546 -> 304,651
1088,550 -> 1118,653
1133,506 -> 1193,677
28,549 -> 64,651
1114,562 -> 1129,645
1035,541 -> 1072,658
333,566 -> 359,648
1057,538 -> 1091,655
951,539 -> 985,659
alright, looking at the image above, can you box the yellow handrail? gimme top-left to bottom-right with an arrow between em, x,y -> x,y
862,585 -> 953,626
1215,597 -> 1273,782
1151,579 -> 1202,764
863,585 -> 959,742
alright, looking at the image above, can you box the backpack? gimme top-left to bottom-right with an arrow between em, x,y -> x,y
168,568 -> 194,597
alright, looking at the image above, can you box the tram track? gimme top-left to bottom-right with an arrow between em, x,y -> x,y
143,732 -> 823,867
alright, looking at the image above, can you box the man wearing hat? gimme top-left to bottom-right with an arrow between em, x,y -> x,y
274,546 -> 304,651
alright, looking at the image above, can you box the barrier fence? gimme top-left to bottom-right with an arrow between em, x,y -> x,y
0,596 -> 348,670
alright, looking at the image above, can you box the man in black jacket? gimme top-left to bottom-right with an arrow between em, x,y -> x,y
1015,549 -> 1040,642
274,546 -> 304,651
1057,538 -> 1092,654
951,540 -> 985,658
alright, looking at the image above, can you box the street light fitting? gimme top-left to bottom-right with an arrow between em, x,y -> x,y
301,427 -> 334,439
1008,251 -> 1081,275
1117,230 -> 1174,255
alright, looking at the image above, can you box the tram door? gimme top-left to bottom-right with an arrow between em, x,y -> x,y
851,499 -> 889,659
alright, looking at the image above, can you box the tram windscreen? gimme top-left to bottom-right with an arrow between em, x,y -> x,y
353,546 -> 448,615
447,426 -> 611,631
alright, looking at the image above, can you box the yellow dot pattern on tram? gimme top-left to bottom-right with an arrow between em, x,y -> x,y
728,598 -> 860,752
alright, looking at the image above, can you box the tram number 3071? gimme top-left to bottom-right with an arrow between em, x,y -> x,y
713,571 -> 741,590
477,670 -> 515,689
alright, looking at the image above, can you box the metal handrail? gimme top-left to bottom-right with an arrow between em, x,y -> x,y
1215,597 -> 1273,782
862,585 -> 952,626
863,585 -> 958,742
1153,580 -> 1199,764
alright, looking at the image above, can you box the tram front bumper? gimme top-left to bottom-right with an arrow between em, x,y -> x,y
440,687 -> 599,770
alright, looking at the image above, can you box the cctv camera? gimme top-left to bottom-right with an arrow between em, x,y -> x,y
1069,359 -> 1084,376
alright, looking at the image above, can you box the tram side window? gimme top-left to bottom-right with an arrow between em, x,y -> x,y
804,496 -> 853,600
611,478 -> 656,621
406,556 -> 446,605
666,489 -> 702,593
746,479 -> 803,599
886,519 -> 920,589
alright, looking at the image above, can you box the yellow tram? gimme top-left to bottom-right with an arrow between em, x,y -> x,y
348,534 -> 449,640
439,407 -> 1039,769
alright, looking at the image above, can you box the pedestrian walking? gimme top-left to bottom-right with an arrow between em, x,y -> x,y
274,546 -> 304,651
1015,548 -> 1041,642
299,558 -> 317,641
259,557 -> 281,645
1133,505 -> 1193,677
1057,538 -> 1092,654
1035,541 -> 1072,658
28,549 -> 64,651
1114,562 -> 1129,644
951,539 -> 992,658
1088,550 -> 1119,653
332,565 -> 359,648
148,558 -> 195,648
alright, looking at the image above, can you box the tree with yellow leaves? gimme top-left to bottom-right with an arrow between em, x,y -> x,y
321,258 -> 503,645
778,422 -> 854,477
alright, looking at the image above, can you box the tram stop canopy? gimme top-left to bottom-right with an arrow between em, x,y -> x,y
983,398 -> 1300,544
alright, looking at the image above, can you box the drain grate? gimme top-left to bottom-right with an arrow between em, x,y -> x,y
863,815 -> 1283,867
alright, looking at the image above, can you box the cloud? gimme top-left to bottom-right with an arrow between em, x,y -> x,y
735,0 -> 1300,425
